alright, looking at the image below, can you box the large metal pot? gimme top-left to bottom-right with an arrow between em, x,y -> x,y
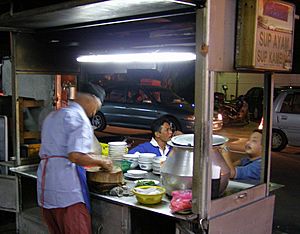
161,134 -> 230,196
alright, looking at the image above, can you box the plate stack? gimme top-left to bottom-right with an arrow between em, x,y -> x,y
152,156 -> 167,175
108,141 -> 127,161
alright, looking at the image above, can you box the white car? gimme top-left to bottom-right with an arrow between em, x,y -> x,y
272,89 -> 300,151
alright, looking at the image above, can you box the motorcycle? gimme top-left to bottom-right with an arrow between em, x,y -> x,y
214,92 -> 250,126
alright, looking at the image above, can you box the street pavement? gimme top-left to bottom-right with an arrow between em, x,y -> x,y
271,147 -> 300,234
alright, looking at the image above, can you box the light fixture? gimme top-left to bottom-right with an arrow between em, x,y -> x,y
76,52 -> 196,63
49,39 -> 60,43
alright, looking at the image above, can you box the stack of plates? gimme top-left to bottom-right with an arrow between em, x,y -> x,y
152,156 -> 167,175
108,141 -> 127,160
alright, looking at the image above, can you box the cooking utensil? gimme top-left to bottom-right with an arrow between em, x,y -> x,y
161,134 -> 230,196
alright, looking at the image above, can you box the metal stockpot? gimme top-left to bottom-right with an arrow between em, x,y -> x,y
161,134 -> 230,196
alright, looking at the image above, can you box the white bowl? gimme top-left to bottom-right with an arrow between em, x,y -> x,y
138,159 -> 153,163
138,162 -> 152,171
152,156 -> 167,164
139,152 -> 156,157
123,154 -> 139,160
138,160 -> 152,164
139,153 -> 156,162
108,141 -> 127,146
152,162 -> 161,167
152,165 -> 161,170
152,170 -> 160,175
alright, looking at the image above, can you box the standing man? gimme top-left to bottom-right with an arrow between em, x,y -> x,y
129,118 -> 181,157
222,129 -> 263,181
37,93 -> 113,234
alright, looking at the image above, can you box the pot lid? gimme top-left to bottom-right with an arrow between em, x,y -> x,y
170,134 -> 228,147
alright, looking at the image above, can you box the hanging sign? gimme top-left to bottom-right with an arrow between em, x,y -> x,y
235,0 -> 295,71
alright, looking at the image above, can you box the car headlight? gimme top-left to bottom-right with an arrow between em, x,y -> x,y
184,115 -> 195,121
213,112 -> 222,121
258,117 -> 263,130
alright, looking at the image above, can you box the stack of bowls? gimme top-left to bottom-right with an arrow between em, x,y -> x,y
152,156 -> 167,175
108,142 -> 127,166
123,154 -> 139,169
138,153 -> 156,171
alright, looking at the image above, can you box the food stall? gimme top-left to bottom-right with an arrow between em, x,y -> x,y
0,0 -> 293,233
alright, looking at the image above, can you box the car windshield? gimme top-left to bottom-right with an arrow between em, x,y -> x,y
147,89 -> 188,104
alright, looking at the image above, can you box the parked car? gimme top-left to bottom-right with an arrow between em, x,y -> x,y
244,87 -> 281,120
89,81 -> 223,133
271,89 -> 300,151
244,87 -> 264,120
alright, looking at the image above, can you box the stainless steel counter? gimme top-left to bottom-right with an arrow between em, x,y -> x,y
90,190 -> 197,221
9,165 -> 195,220
8,164 -> 282,222
10,164 -> 39,179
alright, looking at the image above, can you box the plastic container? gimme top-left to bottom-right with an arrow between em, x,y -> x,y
99,143 -> 109,156
113,159 -> 132,172
132,186 -> 166,205
121,160 -> 132,172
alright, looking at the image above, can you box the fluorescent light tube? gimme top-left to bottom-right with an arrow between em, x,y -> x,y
76,52 -> 196,63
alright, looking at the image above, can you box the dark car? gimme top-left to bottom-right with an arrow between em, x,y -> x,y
244,87 -> 264,120
244,87 -> 281,121
90,82 -> 223,133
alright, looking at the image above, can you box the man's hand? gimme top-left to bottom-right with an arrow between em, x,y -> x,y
69,152 -> 112,171
220,146 -> 236,179
173,130 -> 183,136
99,158 -> 113,171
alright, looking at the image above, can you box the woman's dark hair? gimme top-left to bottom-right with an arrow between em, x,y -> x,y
151,117 -> 171,137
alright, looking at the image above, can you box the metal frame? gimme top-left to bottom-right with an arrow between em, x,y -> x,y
2,1 -> 276,233
193,6 -> 211,219
0,115 -> 8,162
10,32 -> 20,166
262,73 -> 274,194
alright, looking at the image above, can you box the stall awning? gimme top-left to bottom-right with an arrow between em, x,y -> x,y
0,0 -> 196,31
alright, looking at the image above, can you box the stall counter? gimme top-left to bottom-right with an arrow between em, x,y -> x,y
8,164 -> 281,234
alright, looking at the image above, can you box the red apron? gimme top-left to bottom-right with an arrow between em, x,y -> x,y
40,155 -> 91,212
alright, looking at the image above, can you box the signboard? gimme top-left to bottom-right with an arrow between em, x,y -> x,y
235,0 -> 295,71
